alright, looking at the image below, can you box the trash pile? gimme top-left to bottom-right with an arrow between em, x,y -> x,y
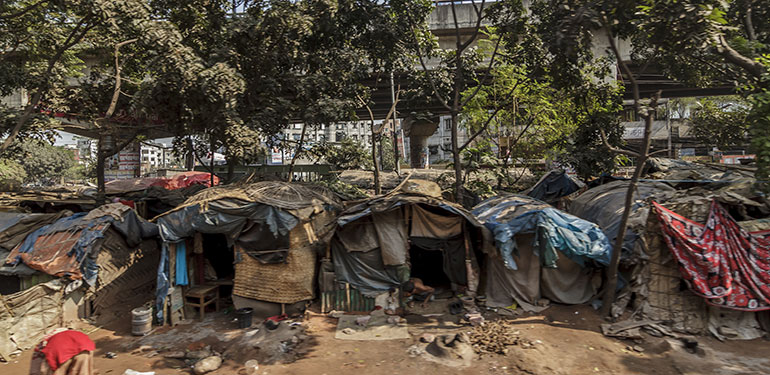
467,319 -> 520,354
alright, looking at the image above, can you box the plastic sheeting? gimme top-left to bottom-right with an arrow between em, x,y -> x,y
5,204 -> 158,284
157,200 -> 298,248
485,235 -> 598,312
524,170 -> 584,204
473,194 -> 612,270
175,242 -> 188,286
569,180 -> 675,260
331,238 -> 403,297
411,205 -> 463,239
372,209 -> 409,266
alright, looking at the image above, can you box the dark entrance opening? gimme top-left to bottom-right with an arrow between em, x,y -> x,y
201,233 -> 234,297
408,243 -> 452,288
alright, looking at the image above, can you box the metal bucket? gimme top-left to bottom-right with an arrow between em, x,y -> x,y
235,308 -> 254,329
131,307 -> 152,336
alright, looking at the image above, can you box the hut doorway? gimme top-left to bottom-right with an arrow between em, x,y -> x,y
200,233 -> 235,297
408,244 -> 452,288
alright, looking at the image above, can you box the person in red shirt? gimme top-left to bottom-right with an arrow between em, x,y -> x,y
30,329 -> 95,375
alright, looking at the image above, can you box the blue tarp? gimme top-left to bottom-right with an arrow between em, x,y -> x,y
473,195 -> 612,270
7,207 -> 158,285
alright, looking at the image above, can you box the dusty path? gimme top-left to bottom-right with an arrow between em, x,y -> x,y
2,305 -> 769,375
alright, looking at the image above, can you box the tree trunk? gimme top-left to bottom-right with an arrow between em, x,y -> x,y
209,137 -> 215,187
186,137 -> 195,171
96,136 -> 106,203
371,122 -> 381,195
451,112 -> 463,203
600,112 -> 655,318
287,123 -> 307,182
226,155 -> 236,183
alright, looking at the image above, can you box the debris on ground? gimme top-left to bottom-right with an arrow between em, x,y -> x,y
467,319 -> 520,355
243,359 -> 260,375
420,333 -> 475,367
193,355 -> 223,374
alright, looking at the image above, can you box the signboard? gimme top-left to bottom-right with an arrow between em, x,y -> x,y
118,149 -> 140,171
270,147 -> 283,164
721,154 -> 754,165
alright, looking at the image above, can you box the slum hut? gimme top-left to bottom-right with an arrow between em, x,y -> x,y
0,211 -> 70,294
153,182 -> 341,321
0,204 -> 159,361
472,194 -> 612,312
570,159 -> 770,339
326,179 -> 490,311
522,169 -> 585,209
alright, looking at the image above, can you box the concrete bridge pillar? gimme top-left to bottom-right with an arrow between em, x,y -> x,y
404,117 -> 438,169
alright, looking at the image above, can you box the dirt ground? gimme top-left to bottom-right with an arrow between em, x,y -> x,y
2,304 -> 769,375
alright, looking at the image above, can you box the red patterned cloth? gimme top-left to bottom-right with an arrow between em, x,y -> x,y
653,200 -> 770,311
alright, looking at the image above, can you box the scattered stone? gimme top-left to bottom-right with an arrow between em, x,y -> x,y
186,347 -> 212,360
105,352 -> 117,359
355,316 -> 371,326
419,333 -> 435,343
406,345 -> 424,357
632,345 -> 645,353
163,351 -> 186,359
144,351 -> 159,358
341,328 -> 356,335
193,356 -> 223,375
328,310 -> 344,318
243,359 -> 259,375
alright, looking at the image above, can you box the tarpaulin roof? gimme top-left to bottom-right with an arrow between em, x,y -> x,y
473,194 -> 612,270
4,204 -> 158,284
105,171 -> 218,194
337,179 -> 483,229
0,212 -> 68,251
523,170 -> 585,204
568,180 -> 675,261
154,181 -> 342,243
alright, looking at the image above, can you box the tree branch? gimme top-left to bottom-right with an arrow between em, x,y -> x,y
459,0 -> 487,51
459,79 -> 521,151
105,39 -> 138,119
744,2 -> 756,42
460,34 -> 502,109
0,0 -> 47,20
648,148 -> 671,157
1,15 -> 95,153
406,10 -> 452,112
713,33 -> 765,79
600,129 -> 639,158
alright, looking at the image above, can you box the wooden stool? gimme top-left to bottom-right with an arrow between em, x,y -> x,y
185,285 -> 220,320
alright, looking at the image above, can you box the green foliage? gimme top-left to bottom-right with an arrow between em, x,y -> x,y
380,135 -> 396,171
691,97 -> 751,149
13,139 -> 77,184
0,158 -> 26,190
310,138 -> 372,170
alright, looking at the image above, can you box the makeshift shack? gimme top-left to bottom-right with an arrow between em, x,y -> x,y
473,194 -> 612,312
523,169 -> 585,208
327,179 -> 489,311
570,158 -> 770,339
153,182 -> 341,321
0,203 -> 159,360
0,212 -> 69,294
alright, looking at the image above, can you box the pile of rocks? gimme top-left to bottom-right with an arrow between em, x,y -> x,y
163,346 -> 223,374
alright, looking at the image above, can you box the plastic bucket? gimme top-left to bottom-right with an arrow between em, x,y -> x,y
131,307 -> 152,336
235,308 -> 254,329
